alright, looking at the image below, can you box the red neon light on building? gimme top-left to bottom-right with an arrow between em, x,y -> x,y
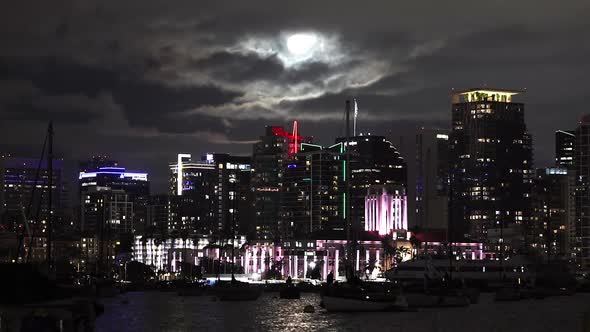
270,121 -> 307,156
292,120 -> 298,154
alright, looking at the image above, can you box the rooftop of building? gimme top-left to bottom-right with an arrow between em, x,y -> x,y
452,88 -> 524,103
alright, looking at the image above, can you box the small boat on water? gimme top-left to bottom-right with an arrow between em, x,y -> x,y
321,283 -> 409,312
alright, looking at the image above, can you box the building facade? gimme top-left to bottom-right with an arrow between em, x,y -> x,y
169,153 -> 253,239
531,168 -> 576,260
0,156 -> 66,235
556,130 -> 576,169
416,128 -> 450,233
79,165 -> 149,236
365,185 -> 408,236
449,89 -> 533,251
334,135 -> 407,235
251,125 -> 312,240
280,143 -> 343,238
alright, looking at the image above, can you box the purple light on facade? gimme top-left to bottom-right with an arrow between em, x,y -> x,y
365,186 -> 408,235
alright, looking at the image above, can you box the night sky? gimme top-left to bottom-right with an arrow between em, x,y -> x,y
1,1 -> 589,193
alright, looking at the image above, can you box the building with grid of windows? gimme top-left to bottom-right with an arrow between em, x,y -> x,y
280,143 -> 343,239
169,153 -> 253,239
449,89 -> 533,251
556,130 -> 576,169
251,125 -> 312,240
334,135 -> 407,235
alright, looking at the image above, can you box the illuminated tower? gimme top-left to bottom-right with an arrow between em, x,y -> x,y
334,135 -> 407,233
449,89 -> 533,252
251,124 -> 312,240
280,143 -> 343,238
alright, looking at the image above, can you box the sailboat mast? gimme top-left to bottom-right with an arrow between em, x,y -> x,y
345,100 -> 353,278
47,121 -> 53,275
231,178 -> 236,280
448,175 -> 453,281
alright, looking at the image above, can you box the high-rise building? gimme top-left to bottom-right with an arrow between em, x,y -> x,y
146,194 -> 171,236
530,168 -> 575,260
79,164 -> 149,236
449,89 -> 533,250
0,156 -> 66,234
416,128 -> 450,234
575,115 -> 590,272
168,154 -> 216,234
334,135 -> 407,233
556,130 -> 575,168
251,125 -> 312,240
169,153 -> 253,238
280,143 -> 343,238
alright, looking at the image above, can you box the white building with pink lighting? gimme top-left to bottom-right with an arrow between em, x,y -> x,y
365,185 -> 408,236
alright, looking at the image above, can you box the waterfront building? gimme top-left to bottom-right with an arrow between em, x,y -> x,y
364,185 -> 408,236
449,89 -> 533,251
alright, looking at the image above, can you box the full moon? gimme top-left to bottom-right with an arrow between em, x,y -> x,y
286,33 -> 318,56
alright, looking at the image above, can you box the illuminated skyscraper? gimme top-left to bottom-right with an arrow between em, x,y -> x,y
0,156 -> 66,234
251,125 -> 312,240
169,153 -> 252,237
280,143 -> 343,238
449,89 -> 533,250
334,135 -> 407,233
530,168 -> 575,259
79,165 -> 149,236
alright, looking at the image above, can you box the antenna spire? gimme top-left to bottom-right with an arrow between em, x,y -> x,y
353,99 -> 358,136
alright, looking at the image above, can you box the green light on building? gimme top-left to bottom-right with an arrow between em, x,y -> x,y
343,193 -> 346,219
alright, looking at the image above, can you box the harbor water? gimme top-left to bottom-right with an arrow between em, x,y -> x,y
96,292 -> 590,332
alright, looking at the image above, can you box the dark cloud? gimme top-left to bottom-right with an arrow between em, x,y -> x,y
0,56 -> 243,134
192,51 -> 333,84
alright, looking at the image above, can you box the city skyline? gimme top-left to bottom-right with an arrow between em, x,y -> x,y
2,1 -> 590,195
2,103 -> 587,197
2,3 -> 590,330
